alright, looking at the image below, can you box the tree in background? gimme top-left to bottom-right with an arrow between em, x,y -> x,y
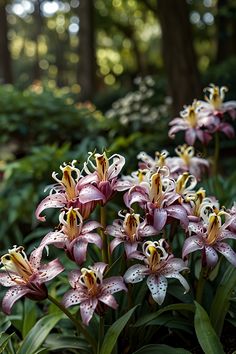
0,0 -> 13,83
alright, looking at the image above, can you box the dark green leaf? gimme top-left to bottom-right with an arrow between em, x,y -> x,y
210,264 -> 236,336
0,332 -> 15,353
17,313 -> 62,354
43,334 -> 90,351
22,299 -> 37,338
99,306 -> 138,354
194,301 -> 224,354
134,303 -> 195,327
132,344 -> 191,354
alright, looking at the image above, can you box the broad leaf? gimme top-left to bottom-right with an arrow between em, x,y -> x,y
17,313 -> 62,354
99,306 -> 137,354
132,344 -> 191,354
22,299 -> 37,338
194,301 -> 224,354
134,303 -> 195,327
210,264 -> 236,336
43,334 -> 90,351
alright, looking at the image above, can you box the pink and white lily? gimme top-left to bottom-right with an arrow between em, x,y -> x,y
106,212 -> 157,258
34,207 -> 102,265
124,168 -> 189,232
183,207 -> 236,268
36,160 -> 104,222
62,262 -> 127,325
124,240 -> 189,305
168,100 -> 212,145
0,245 -> 64,314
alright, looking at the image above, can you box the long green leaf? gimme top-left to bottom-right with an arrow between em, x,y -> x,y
134,303 -> 195,327
0,332 -> 15,353
210,264 -> 236,336
132,344 -> 191,354
43,334 -> 90,351
99,306 -> 137,354
22,299 -> 37,338
194,301 -> 224,354
17,313 -> 62,354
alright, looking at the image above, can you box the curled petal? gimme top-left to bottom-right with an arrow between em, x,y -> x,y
106,225 -> 123,238
68,270 -> 81,287
214,242 -> 236,267
108,154 -> 125,180
110,238 -> 123,254
165,258 -> 189,273
81,233 -> 102,248
62,289 -> 87,308
37,259 -> 64,283
166,205 -> 189,229
2,286 -> 29,314
102,276 -> 127,295
35,194 -> 67,221
182,235 -> 204,259
219,229 -> 236,241
124,243 -> 138,258
147,274 -> 167,305
80,298 -> 98,326
73,241 -> 88,265
205,246 -> 218,268
79,185 -> 104,204
92,262 -> 107,275
165,272 -> 189,293
139,224 -> 158,237
82,221 -> 102,234
124,264 -> 148,283
185,129 -> 196,146
98,294 -> 118,309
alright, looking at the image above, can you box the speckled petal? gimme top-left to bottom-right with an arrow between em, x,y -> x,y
165,272 -> 189,293
35,193 -> 67,221
153,209 -> 167,232
102,276 -> 127,295
79,185 -> 104,203
98,294 -> 118,309
38,258 -> 64,283
214,242 -> 236,267
124,264 -> 148,283
147,274 -> 167,305
0,273 -> 20,287
62,289 -> 87,308
205,246 -> 218,267
2,285 -> 29,314
182,235 -> 203,259
80,298 -> 98,326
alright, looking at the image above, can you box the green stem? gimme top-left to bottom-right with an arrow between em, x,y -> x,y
97,316 -> 104,354
213,131 -> 220,175
196,266 -> 208,304
100,206 -> 110,264
48,294 -> 96,352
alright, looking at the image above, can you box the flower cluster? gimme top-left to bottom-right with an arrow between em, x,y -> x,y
0,84 -> 235,334
169,84 -> 236,145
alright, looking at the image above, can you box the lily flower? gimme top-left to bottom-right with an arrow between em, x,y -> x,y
62,262 -> 127,325
183,208 -> 236,268
0,245 -> 64,314
83,151 -> 125,204
106,212 -> 157,258
124,240 -> 189,305
34,207 -> 102,265
168,100 -> 212,145
36,160 -> 104,222
124,168 -> 189,232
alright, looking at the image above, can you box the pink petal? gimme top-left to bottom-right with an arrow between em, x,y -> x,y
185,129 -> 196,145
108,155 -> 125,180
124,264 -> 147,283
205,246 -> 218,267
102,276 -> 127,295
81,233 -> 102,248
98,294 -> 118,309
166,205 -> 189,229
153,209 -> 167,232
79,185 -> 104,203
68,269 -> 81,287
164,272 -> 189,293
124,243 -> 138,258
110,238 -> 123,254
182,235 -> 203,259
62,289 -> 87,308
37,259 -> 64,283
35,194 -> 67,221
219,229 -> 236,241
73,241 -> 88,265
82,221 -> 101,234
138,224 -> 157,237
2,286 -> 29,314
0,273 -> 19,287
80,298 -> 98,326
147,274 -> 167,305
106,224 -> 123,238
77,172 -> 98,188
214,242 -> 236,267
92,262 -> 107,275
165,258 -> 189,273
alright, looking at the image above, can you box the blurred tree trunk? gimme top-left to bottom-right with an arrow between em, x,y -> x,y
216,0 -> 236,63
0,0 -> 13,84
33,0 -> 43,82
77,0 -> 95,101
157,0 -> 201,114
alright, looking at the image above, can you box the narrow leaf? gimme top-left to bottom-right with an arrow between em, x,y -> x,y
43,334 -> 90,351
132,344 -> 191,354
22,299 -> 37,338
0,332 -> 15,353
134,303 -> 195,327
17,313 -> 62,354
99,306 -> 137,354
210,264 -> 236,336
194,301 -> 224,354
